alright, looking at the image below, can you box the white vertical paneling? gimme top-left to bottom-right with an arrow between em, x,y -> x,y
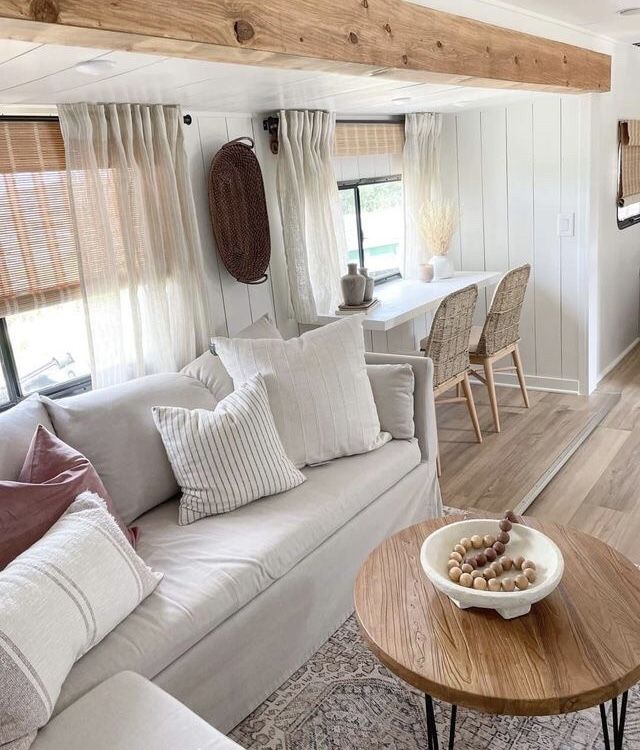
481,108 -> 509,313
218,116 -> 254,334
533,97 -> 562,378
506,102 -> 537,373
560,96 -> 580,381
441,97 -> 585,390
456,110 -> 486,324
185,116 -> 228,336
189,112 -> 280,340
363,329 -> 374,352
371,331 -> 389,352
440,113 -> 461,271
387,321 -> 415,353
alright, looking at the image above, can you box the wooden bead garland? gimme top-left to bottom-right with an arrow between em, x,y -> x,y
446,511 -> 539,594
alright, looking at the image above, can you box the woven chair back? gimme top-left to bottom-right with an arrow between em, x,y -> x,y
476,264 -> 531,356
423,284 -> 478,388
208,137 -> 270,285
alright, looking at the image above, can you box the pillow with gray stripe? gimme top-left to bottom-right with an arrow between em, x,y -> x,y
0,492 -> 161,750
152,374 -> 306,525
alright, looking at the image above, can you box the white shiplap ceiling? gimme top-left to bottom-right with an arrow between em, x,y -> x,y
0,38 -> 543,116
498,0 -> 640,43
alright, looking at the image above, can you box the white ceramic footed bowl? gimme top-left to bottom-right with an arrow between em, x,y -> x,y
420,519 -> 564,619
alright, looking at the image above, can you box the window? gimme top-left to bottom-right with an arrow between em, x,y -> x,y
0,118 -> 91,410
339,176 -> 403,283
618,120 -> 640,230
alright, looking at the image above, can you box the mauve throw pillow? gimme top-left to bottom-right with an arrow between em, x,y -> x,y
0,426 -> 136,569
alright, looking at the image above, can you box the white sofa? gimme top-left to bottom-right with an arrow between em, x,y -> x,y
1,351 -> 441,735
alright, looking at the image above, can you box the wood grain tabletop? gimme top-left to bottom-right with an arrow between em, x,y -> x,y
354,515 -> 640,716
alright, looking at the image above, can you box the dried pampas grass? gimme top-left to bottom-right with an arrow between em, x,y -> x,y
419,199 -> 457,257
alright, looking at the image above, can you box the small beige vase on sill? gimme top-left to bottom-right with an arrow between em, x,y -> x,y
341,263 -> 366,306
419,263 -> 434,283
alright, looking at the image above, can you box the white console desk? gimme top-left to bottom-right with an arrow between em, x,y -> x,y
317,271 -> 502,333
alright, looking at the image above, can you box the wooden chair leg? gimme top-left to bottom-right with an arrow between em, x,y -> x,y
436,453 -> 442,478
512,345 -> 530,409
483,358 -> 501,433
461,373 -> 483,444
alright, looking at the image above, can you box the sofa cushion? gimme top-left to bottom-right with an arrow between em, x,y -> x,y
181,314 -> 283,404
0,394 -> 54,481
41,374 -> 217,525
366,364 -> 415,440
32,672 -> 243,750
54,438 -> 421,712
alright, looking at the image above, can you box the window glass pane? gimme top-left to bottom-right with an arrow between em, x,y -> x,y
6,299 -> 91,394
0,366 -> 8,404
339,188 -> 360,266
359,181 -> 403,277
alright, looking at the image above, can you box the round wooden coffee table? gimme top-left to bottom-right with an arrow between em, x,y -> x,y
354,515 -> 640,750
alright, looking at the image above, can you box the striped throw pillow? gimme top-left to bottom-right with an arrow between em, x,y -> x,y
153,375 -> 306,525
0,492 -> 161,750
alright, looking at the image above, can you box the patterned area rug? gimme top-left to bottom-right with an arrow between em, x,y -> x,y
231,614 -> 639,750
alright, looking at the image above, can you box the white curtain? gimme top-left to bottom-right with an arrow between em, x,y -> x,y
276,110 -> 345,324
402,113 -> 443,279
58,103 -> 211,388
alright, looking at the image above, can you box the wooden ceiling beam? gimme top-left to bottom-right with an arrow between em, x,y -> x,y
0,0 -> 611,93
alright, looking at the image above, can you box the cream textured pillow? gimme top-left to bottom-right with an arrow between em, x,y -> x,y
0,492 -> 161,750
213,316 -> 389,468
153,375 -> 305,525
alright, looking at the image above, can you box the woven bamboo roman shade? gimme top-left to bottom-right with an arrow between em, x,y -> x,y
0,120 -> 80,317
619,120 -> 640,206
334,122 -> 404,157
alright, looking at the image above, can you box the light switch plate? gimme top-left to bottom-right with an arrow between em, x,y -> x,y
557,212 -> 575,237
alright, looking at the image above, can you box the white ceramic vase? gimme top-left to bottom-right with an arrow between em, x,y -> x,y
430,255 -> 454,281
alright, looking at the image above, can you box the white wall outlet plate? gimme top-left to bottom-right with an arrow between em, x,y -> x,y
557,212 -> 575,237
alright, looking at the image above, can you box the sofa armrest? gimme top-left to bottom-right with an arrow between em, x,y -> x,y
365,352 -> 437,465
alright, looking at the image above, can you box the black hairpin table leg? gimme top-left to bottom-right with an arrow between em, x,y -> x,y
600,692 -> 629,750
425,695 -> 457,750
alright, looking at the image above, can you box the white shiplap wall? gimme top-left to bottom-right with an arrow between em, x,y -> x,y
183,112 -> 278,338
441,97 -> 585,393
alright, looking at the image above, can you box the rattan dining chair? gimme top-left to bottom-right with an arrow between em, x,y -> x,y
468,264 -> 531,433
420,284 -> 482,476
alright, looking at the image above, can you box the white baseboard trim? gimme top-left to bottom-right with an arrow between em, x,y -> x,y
596,337 -> 640,384
491,372 -> 580,395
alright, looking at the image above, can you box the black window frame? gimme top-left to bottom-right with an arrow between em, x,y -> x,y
0,114 -> 92,413
617,123 -> 640,230
338,174 -> 403,284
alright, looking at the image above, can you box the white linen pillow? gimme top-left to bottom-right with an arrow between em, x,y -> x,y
366,364 -> 415,440
0,492 -> 161,750
213,315 -> 390,468
153,375 -> 305,525
181,314 -> 283,404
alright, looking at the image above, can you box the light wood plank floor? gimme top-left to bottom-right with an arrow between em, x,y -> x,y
531,344 -> 640,564
437,345 -> 640,563
437,382 -> 618,513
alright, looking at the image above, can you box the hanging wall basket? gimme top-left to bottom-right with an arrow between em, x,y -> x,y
208,137 -> 270,285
